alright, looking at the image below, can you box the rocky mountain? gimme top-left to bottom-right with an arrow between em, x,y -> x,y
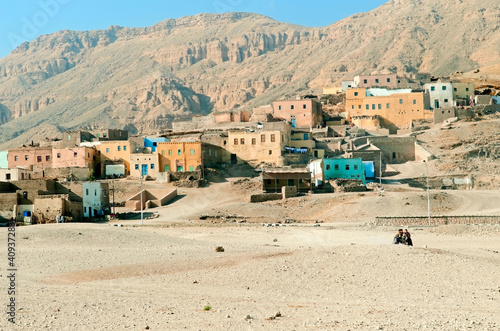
0,0 -> 499,147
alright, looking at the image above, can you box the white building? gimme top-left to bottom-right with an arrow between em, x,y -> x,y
83,182 -> 109,218
424,82 -> 453,109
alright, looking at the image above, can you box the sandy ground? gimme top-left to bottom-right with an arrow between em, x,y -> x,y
2,177 -> 500,330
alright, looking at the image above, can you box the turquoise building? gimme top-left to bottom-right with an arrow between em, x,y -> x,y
0,151 -> 8,169
323,158 -> 366,184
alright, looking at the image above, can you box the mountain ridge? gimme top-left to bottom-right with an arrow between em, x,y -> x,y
0,0 -> 499,148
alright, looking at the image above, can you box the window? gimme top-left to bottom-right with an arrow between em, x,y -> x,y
6,173 -> 11,180
326,165 -> 331,170
190,149 -> 195,155
413,99 -> 417,105
363,79 -> 368,84
178,149 -> 181,155
135,164 -> 139,170
123,146 -> 127,151
366,104 -> 369,110
189,166 -> 194,171
14,156 -> 18,161
399,99 -> 403,104
25,155 -> 29,161
84,207 -> 87,213
290,105 -> 294,110
354,92 -> 358,96
287,179 -> 295,186
161,150 -> 165,155
372,104 -> 375,110
215,150 -> 218,157
94,190 -> 97,196
431,86 -> 435,91
454,88 -> 457,92
67,135 -> 71,141
387,78 -> 391,83
466,88 -> 469,92
334,164 -> 339,170
378,104 -> 382,110
37,156 -> 42,162
345,165 -> 350,170
234,138 -> 238,145
386,103 -> 390,109
278,105 -> 282,110
269,150 -> 272,155
208,149 -> 212,156
442,86 -> 447,90
271,134 -> 276,142
86,189 -> 89,195
240,138 -> 245,145
56,153 -> 61,159
23,191 -> 28,199
106,148 -> 110,153
266,179 -> 272,185
303,104 -> 307,109
352,105 -> 355,110
45,155 -> 50,161
118,146 -> 121,151
153,142 -> 157,147
358,105 -> 361,109
354,165 -> 358,170
252,138 -> 256,145
261,135 -> 266,142
103,133 -> 107,138
375,79 -> 379,84
151,164 -> 155,169
444,99 -> 449,103
74,152 -> 78,157
164,165 -> 170,172
168,150 -> 172,155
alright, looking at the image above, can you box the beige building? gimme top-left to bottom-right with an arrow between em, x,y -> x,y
354,74 -> 399,89
157,141 -> 202,172
452,82 -> 475,105
323,86 -> 342,95
52,147 -> 97,170
346,88 -> 430,131
0,168 -> 33,181
224,124 -> 291,166
130,153 -> 160,178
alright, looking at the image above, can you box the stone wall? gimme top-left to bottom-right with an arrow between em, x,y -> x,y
250,193 -> 282,203
372,215 -> 500,226
0,192 -> 17,220
172,114 -> 215,132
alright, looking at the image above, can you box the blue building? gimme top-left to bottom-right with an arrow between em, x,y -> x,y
144,137 -> 169,153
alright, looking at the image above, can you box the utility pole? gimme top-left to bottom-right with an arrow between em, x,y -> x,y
379,150 -> 382,187
112,180 -> 115,215
140,175 -> 144,225
424,160 -> 431,226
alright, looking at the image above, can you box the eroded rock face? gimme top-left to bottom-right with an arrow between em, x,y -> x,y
0,1 -> 499,146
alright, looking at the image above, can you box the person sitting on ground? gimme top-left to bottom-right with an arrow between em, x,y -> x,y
393,229 -> 405,244
404,229 -> 413,246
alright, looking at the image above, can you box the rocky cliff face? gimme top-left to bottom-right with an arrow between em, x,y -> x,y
0,1 -> 499,147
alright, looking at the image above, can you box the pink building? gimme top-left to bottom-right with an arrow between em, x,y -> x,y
52,147 -> 97,170
272,99 -> 323,128
8,147 -> 52,171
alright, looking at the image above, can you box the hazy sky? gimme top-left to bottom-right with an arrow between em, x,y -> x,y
0,0 -> 387,58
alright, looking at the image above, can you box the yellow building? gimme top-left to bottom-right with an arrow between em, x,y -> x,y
346,88 -> 429,130
130,153 -> 160,178
157,141 -> 202,172
323,86 -> 342,95
95,141 -> 131,175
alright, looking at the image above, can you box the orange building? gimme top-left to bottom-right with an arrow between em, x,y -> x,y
94,141 -> 131,175
346,88 -> 429,130
157,141 -> 202,172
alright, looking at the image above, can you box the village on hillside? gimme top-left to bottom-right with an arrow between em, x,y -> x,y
1,73 -> 499,224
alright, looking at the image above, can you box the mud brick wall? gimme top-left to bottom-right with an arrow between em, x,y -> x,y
372,216 -> 500,226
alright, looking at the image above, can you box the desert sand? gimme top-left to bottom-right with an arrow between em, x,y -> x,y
2,177 -> 500,331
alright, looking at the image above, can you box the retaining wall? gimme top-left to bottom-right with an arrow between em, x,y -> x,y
372,215 -> 500,226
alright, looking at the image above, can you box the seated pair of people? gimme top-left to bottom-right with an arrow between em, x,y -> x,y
394,229 -> 413,246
